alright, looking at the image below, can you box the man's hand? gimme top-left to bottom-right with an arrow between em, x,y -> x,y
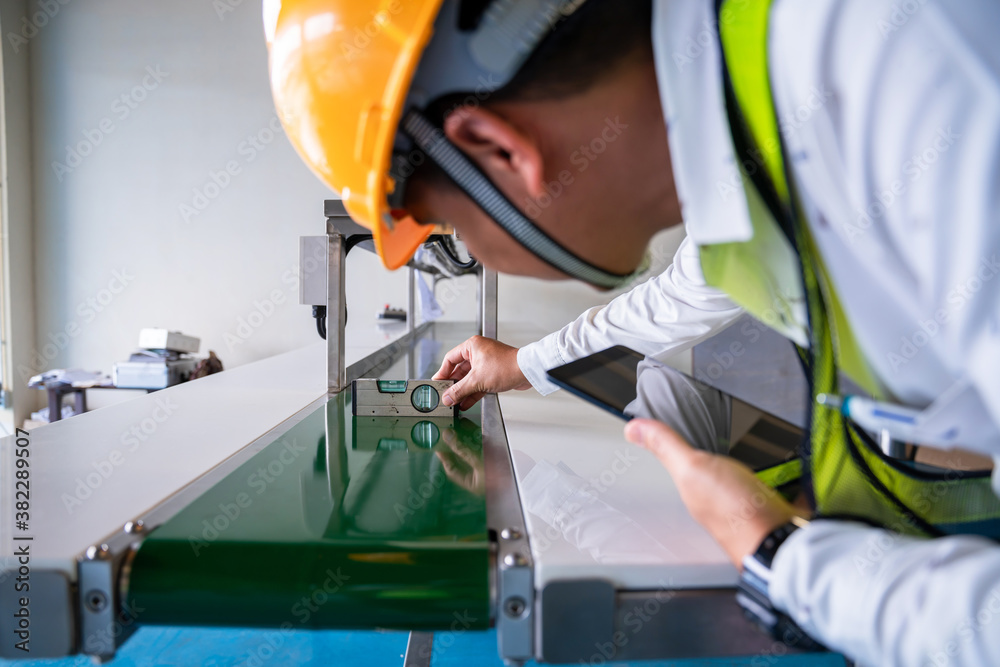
433,336 -> 532,410
625,418 -> 801,568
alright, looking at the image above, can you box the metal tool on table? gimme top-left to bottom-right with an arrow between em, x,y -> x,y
352,379 -> 456,418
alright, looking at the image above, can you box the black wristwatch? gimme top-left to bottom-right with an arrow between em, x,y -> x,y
736,517 -> 827,652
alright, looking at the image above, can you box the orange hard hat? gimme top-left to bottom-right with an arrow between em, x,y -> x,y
265,0 -> 444,270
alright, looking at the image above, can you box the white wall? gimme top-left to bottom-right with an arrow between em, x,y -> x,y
1,0 -> 38,428
26,0 -> 408,411
22,0 -> 686,413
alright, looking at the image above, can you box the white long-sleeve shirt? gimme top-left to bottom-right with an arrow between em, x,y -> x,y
517,235 -> 744,395
516,1 -> 1000,664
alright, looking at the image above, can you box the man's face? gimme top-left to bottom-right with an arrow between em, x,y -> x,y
405,170 -> 570,280
403,58 -> 679,284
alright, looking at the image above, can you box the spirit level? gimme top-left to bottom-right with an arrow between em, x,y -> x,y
352,379 -> 457,418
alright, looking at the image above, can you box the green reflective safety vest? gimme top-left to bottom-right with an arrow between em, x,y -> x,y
705,0 -> 1000,538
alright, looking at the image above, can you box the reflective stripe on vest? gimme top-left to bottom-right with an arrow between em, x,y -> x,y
708,0 -> 1000,538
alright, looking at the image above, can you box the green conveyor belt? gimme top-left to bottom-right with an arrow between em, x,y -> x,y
127,389 -> 490,631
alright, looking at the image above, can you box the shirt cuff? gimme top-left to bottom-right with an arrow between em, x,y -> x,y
517,338 -> 565,396
768,519 -> 876,646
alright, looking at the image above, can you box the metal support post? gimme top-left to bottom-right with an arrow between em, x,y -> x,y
327,231 -> 346,393
480,268 -> 498,339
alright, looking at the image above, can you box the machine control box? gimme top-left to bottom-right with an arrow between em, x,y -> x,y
352,379 -> 457,418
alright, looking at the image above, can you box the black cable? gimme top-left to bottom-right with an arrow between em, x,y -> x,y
311,235 -> 370,340
313,306 -> 326,340
436,237 -> 478,270
344,234 -> 374,255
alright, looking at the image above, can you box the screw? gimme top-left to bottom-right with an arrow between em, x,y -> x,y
500,528 -> 521,541
504,597 -> 527,618
85,590 -> 108,612
85,544 -> 110,561
124,520 -> 145,534
503,552 -> 527,568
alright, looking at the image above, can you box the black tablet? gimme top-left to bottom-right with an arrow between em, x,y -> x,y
545,346 -> 804,475
545,345 -> 644,421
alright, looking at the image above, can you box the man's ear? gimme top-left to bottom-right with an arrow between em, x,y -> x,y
442,106 -> 546,200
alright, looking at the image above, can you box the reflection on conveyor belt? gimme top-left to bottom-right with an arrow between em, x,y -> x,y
518,455 -> 680,564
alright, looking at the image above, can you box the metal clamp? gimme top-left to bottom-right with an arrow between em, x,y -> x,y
77,522 -> 147,661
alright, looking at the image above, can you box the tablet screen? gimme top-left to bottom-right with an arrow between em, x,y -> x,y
545,345 -> 803,465
545,345 -> 644,419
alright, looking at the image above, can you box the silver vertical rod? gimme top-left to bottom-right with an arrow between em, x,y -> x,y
407,267 -> 418,378
408,266 -> 417,334
328,232 -> 346,393
480,267 -> 498,338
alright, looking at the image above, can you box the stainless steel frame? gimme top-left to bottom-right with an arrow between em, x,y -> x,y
327,230 -> 347,393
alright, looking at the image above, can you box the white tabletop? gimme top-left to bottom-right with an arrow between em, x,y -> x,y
498,326 -> 737,591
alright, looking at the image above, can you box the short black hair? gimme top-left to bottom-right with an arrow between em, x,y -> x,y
491,0 -> 654,101
425,0 -> 653,119
409,0 -> 653,201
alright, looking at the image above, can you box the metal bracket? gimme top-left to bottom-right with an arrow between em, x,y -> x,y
324,201 -> 369,394
77,523 -> 146,661
482,393 -> 533,665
